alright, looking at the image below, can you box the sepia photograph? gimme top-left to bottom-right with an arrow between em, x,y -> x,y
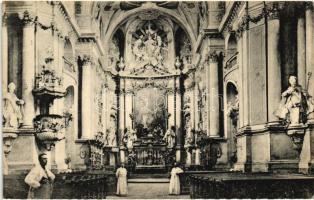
2,0 -> 314,199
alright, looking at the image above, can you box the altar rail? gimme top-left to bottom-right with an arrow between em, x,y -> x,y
3,171 -> 116,199
189,173 -> 314,198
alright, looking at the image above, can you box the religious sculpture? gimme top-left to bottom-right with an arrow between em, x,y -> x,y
3,82 -> 24,128
133,35 -> 144,62
275,76 -> 314,125
126,127 -> 137,150
163,126 -> 176,149
227,95 -> 239,128
130,21 -> 167,70
108,127 -> 117,147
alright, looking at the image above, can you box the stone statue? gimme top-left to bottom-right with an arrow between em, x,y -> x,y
108,127 -> 116,147
133,35 -> 144,62
3,82 -> 24,128
275,76 -> 314,125
227,95 -> 239,128
104,129 -> 110,146
126,127 -> 137,150
163,126 -> 176,148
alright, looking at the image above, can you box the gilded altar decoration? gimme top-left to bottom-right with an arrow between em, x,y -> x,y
125,19 -> 175,75
131,21 -> 167,70
3,82 -> 24,128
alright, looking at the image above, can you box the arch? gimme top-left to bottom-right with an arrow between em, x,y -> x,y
226,82 -> 238,104
225,81 -> 239,166
64,39 -> 74,61
103,6 -> 197,54
64,39 -> 75,72
226,33 -> 237,59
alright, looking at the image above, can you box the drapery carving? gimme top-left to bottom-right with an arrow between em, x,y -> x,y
3,83 -> 24,128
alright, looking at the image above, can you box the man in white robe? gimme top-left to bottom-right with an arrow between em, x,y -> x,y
116,163 -> 128,196
169,163 -> 184,195
25,153 -> 55,199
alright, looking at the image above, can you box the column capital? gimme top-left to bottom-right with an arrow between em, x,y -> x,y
19,10 -> 35,27
78,55 -> 95,66
2,12 -> 8,27
266,2 -> 284,21
207,51 -> 219,63
305,2 -> 314,11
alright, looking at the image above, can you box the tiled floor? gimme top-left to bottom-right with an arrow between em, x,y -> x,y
107,181 -> 190,199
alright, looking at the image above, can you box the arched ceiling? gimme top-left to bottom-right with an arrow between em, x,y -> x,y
89,1 -> 207,52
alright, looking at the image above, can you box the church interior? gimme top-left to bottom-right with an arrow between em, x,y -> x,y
2,1 -> 314,199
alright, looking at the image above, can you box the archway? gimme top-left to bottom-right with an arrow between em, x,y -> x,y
226,82 -> 239,166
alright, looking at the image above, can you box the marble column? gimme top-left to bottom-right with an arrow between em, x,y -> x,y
109,152 -> 116,166
297,14 -> 306,88
267,8 -> 281,122
167,94 -> 175,127
305,3 -> 314,120
2,13 -> 8,93
242,28 -> 250,126
81,57 -> 93,139
236,33 -> 244,127
186,150 -> 192,166
208,52 -> 220,137
102,86 -> 107,133
21,11 -> 36,127
205,59 -> 211,134
195,148 -> 201,165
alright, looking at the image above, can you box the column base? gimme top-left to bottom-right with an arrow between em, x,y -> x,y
268,160 -> 299,173
233,162 -> 252,172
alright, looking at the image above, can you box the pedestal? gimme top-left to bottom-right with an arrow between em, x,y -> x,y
195,148 -> 201,165
120,146 -> 126,164
176,148 -> 181,163
299,122 -> 314,174
110,151 -> 116,167
6,129 -> 38,174
185,150 -> 192,166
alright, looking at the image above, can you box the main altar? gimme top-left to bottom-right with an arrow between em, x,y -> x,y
101,18 -> 200,171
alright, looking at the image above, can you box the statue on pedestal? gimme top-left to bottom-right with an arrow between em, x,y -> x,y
3,82 -> 24,128
108,127 -> 117,147
126,127 -> 137,150
227,94 -> 239,128
163,126 -> 176,148
275,76 -> 314,125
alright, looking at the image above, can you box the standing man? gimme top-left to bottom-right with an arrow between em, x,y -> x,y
169,162 -> 184,195
116,163 -> 128,196
25,153 -> 55,199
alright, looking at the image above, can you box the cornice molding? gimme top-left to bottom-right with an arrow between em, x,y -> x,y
195,28 -> 223,53
218,2 -> 244,34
